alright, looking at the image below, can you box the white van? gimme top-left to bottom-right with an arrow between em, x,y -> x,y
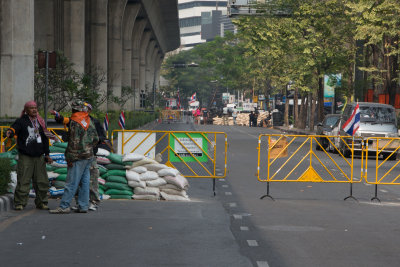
339,102 -> 399,159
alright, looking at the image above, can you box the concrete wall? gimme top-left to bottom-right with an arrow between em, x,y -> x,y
0,0 -> 180,117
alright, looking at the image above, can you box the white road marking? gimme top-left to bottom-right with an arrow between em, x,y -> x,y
379,189 -> 388,193
222,184 -> 229,188
229,202 -> 237,207
225,192 -> 232,195
257,261 -> 270,267
240,226 -> 249,231
247,240 -> 259,247
233,214 -> 243,220
219,179 -> 225,182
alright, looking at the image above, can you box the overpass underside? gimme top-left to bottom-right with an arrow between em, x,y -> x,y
0,0 -> 180,117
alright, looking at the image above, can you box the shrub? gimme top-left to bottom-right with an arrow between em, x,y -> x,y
0,158 -> 12,195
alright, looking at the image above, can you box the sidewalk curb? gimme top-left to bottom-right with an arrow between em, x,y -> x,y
0,193 -> 13,214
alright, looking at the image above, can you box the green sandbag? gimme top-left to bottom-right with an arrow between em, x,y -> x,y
50,146 -> 66,153
105,189 -> 133,196
105,163 -> 126,170
106,153 -> 123,165
106,175 -> 128,184
56,174 -> 67,181
99,184 -> 106,191
102,169 -> 126,178
98,187 -> 104,195
109,194 -> 132,199
54,168 -> 68,174
10,159 -> 17,167
0,151 -> 17,159
46,165 -> 57,171
53,180 -> 66,189
123,161 -> 133,166
53,142 -> 68,148
104,182 -> 131,191
98,165 -> 107,175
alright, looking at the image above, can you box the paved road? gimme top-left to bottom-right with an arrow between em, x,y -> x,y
2,121 -> 400,267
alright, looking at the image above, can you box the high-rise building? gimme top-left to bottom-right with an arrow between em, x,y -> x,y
178,0 -> 234,50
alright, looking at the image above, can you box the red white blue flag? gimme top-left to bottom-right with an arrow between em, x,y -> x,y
103,113 -> 109,132
342,103 -> 360,136
177,90 -> 181,109
118,111 -> 125,130
189,92 -> 196,103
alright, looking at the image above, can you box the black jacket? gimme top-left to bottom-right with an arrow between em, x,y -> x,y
9,115 -> 50,157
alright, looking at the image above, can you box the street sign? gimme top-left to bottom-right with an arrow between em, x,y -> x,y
169,133 -> 208,162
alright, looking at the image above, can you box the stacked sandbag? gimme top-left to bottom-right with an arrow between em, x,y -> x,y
236,113 -> 250,126
47,143 -> 68,197
123,153 -> 190,201
100,152 -> 133,199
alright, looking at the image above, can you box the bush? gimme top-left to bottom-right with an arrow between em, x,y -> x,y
0,158 -> 12,195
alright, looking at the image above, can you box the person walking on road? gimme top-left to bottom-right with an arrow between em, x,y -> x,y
6,101 -> 53,211
232,106 -> 238,125
249,111 -> 254,127
50,100 -> 99,214
222,106 -> 229,125
51,102 -> 105,211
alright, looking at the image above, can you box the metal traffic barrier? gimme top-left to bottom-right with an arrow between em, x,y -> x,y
1,126 -> 66,152
363,137 -> 400,202
257,134 -> 363,201
111,130 -> 228,195
160,110 -> 183,123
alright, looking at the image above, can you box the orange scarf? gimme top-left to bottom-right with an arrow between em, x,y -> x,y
70,112 -> 90,130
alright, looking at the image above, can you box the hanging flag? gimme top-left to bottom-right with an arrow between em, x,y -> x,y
103,113 -> 109,132
342,103 -> 360,136
177,90 -> 181,109
118,111 -> 126,130
189,92 -> 196,103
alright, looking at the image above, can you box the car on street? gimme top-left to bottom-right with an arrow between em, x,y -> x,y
316,114 -> 341,151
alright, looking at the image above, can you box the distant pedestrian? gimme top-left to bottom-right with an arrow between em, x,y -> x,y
50,100 -> 99,214
252,110 -> 258,127
6,101 -> 53,211
232,106 -> 237,125
249,111 -> 254,127
222,106 -> 229,125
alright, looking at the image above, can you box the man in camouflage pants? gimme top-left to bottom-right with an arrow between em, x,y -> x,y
49,100 -> 99,214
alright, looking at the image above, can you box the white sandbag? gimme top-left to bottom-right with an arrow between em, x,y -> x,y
96,148 -> 110,157
51,162 -> 67,168
159,184 -> 182,191
130,166 -> 147,174
134,186 -> 160,196
158,168 -> 180,177
8,171 -> 17,193
132,194 -> 159,201
97,156 -> 111,165
160,192 -> 190,201
102,194 -> 111,200
146,178 -> 167,187
122,153 -> 145,162
131,158 -> 158,167
163,175 -> 189,190
140,171 -> 159,181
126,170 -> 141,182
47,171 -> 60,179
128,180 -> 146,189
143,163 -> 169,172
160,188 -> 188,197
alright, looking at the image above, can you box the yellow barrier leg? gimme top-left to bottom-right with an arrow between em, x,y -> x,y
344,137 -> 358,202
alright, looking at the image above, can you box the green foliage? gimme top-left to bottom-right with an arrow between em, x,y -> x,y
0,158 -> 12,195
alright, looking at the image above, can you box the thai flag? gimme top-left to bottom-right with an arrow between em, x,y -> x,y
342,103 -> 360,136
103,113 -> 109,132
118,111 -> 125,130
177,90 -> 181,109
189,92 -> 196,103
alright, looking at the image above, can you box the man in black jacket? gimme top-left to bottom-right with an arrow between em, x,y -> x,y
6,101 -> 53,210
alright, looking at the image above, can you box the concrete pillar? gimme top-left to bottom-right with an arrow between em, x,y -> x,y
145,41 -> 156,95
64,0 -> 85,74
122,4 -> 140,111
34,0 -> 54,51
131,19 -> 147,110
108,0 -> 127,110
0,0 -> 34,117
87,0 -> 108,110
149,47 -> 159,93
139,31 -> 151,100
